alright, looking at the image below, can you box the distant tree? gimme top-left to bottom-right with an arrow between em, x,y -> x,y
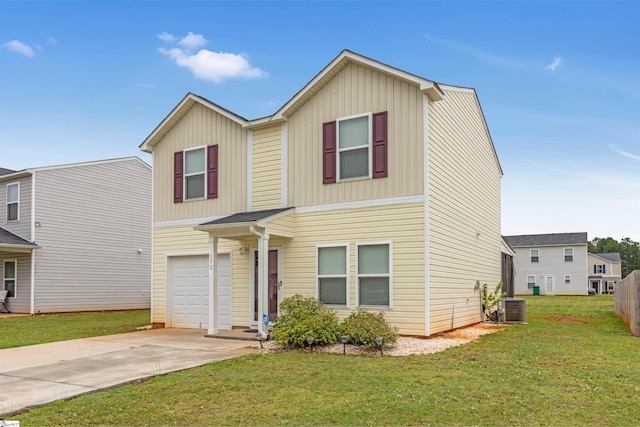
589,237 -> 640,278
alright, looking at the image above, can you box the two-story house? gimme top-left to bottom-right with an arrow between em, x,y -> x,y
588,252 -> 621,294
140,50 -> 503,337
0,157 -> 152,314
504,232 -> 589,296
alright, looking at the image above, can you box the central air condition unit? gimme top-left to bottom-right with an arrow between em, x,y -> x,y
503,297 -> 526,322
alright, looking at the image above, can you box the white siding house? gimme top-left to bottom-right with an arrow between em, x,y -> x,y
0,157 -> 152,314
504,232 -> 589,296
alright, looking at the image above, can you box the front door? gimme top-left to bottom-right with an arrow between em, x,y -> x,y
592,281 -> 600,293
254,249 -> 279,322
546,276 -> 554,294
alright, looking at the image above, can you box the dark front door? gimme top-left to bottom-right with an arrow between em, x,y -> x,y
254,250 -> 279,322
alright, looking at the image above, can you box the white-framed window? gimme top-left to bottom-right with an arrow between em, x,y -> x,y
3,260 -> 16,298
527,275 -> 536,289
530,249 -> 539,263
606,281 -> 615,291
338,113 -> 371,180
595,264 -> 605,274
317,244 -> 349,306
6,182 -> 19,222
184,147 -> 206,200
564,274 -> 571,284
356,242 -> 392,307
564,248 -> 573,262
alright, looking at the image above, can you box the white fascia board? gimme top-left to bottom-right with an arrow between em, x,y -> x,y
255,208 -> 295,227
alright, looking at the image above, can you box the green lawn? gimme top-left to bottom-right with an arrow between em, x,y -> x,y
15,296 -> 640,426
0,310 -> 150,349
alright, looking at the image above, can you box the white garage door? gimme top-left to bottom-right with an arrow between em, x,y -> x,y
169,254 -> 231,330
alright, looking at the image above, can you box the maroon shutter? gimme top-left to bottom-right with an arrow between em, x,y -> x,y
323,121 -> 337,184
372,111 -> 388,178
174,151 -> 184,203
207,144 -> 218,199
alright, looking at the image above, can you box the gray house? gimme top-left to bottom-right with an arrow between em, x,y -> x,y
504,232 -> 589,296
0,157 -> 151,314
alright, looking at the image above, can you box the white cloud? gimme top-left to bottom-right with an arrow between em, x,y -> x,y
609,144 -> 640,161
3,40 -> 35,58
178,32 -> 207,51
160,47 -> 266,83
545,56 -> 563,71
157,31 -> 177,42
48,37 -> 57,45
424,34 -> 525,69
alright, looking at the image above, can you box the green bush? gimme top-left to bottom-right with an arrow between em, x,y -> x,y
341,308 -> 398,348
272,295 -> 341,348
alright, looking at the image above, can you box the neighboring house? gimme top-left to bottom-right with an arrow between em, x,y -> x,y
588,252 -> 621,294
0,157 -> 152,314
140,50 -> 503,337
504,232 -> 589,296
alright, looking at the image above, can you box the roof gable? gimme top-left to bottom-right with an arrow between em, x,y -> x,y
590,252 -> 622,263
504,232 -> 588,247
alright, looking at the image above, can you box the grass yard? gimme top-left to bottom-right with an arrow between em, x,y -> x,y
0,310 -> 150,349
15,296 -> 640,426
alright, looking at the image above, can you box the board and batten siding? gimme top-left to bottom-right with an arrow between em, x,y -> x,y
153,103 -> 248,222
0,251 -> 32,313
287,62 -> 424,208
31,158 -> 151,313
0,175 -> 33,241
282,203 -> 426,336
152,225 -> 249,326
427,88 -> 502,334
252,124 -> 282,210
513,245 -> 588,295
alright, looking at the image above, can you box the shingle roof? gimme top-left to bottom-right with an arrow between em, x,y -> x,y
0,168 -> 15,176
199,207 -> 293,226
0,227 -> 39,248
592,252 -> 622,262
503,232 -> 588,247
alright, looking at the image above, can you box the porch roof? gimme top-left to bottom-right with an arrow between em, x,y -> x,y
193,207 -> 294,239
0,227 -> 40,252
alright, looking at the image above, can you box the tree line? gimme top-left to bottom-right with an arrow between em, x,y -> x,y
589,237 -> 640,278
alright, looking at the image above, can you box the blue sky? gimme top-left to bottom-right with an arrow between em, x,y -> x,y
1,1 -> 639,242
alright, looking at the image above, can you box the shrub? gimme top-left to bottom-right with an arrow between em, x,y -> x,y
341,308 -> 398,348
481,282 -> 507,321
272,295 -> 341,348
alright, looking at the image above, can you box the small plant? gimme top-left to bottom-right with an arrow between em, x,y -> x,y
272,295 -> 340,348
481,282 -> 507,322
340,308 -> 398,348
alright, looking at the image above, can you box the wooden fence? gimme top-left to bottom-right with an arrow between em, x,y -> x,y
614,270 -> 640,336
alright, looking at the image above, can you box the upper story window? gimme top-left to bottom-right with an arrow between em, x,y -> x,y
174,145 -> 218,203
564,248 -> 574,262
530,249 -> 539,263
594,264 -> 606,274
357,242 -> 392,307
6,183 -> 19,221
323,111 -> 387,184
317,244 -> 349,306
3,260 -> 16,298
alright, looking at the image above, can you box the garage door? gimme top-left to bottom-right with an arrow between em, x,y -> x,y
169,254 -> 231,330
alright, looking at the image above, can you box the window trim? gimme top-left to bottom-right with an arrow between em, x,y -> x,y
183,146 -> 207,201
3,259 -> 16,298
564,274 -> 571,285
530,248 -> 539,263
316,243 -> 350,308
6,182 -> 19,222
564,247 -> 574,262
337,112 -> 372,181
526,275 -> 536,289
356,241 -> 393,308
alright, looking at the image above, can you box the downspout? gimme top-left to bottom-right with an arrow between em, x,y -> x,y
249,226 -> 269,337
30,171 -> 36,315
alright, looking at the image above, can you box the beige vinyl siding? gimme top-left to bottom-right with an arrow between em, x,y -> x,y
287,62 -> 424,207
0,252 -> 31,313
282,203 -> 426,336
31,159 -> 151,313
152,225 -> 250,326
153,103 -> 248,222
252,124 -> 282,210
0,175 -> 33,241
428,89 -> 502,334
265,214 -> 294,238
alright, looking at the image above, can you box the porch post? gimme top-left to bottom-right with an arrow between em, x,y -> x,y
257,233 -> 270,336
208,235 -> 219,335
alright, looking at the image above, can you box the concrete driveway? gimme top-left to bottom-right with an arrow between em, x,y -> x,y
0,328 -> 257,416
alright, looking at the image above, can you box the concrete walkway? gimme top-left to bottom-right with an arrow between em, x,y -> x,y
0,328 -> 257,416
